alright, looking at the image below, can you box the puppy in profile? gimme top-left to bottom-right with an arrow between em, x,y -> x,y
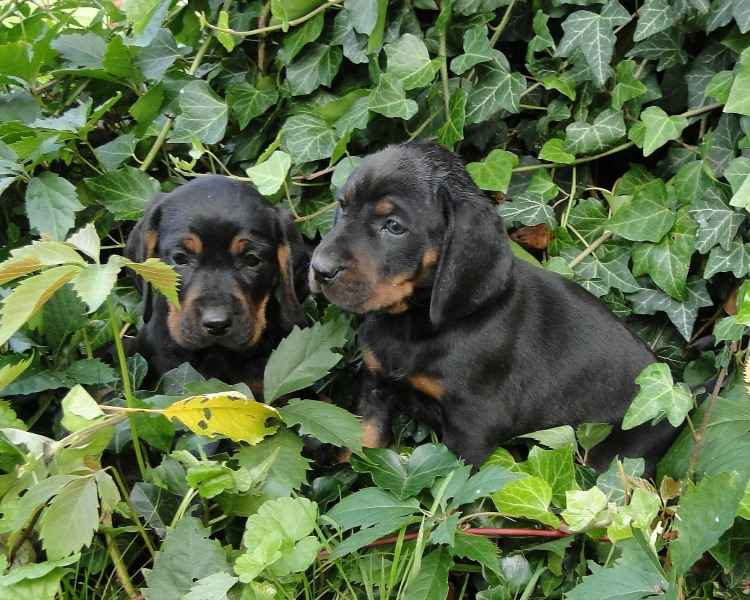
309,142 -> 677,472
126,176 -> 309,389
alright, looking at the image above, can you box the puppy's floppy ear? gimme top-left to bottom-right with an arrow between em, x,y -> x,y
125,193 -> 167,323
429,185 -> 513,326
275,208 -> 309,329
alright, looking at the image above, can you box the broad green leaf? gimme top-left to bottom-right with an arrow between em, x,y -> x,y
726,50 -> 750,116
278,14 -> 324,65
385,33 -> 439,90
640,106 -> 688,157
286,44 -> 342,96
0,241 -> 82,286
279,399 -> 363,451
263,323 -> 343,403
184,573 -> 238,600
71,262 -> 121,313
137,29 -> 188,82
0,565 -> 66,599
566,539 -> 667,600
576,423 -> 613,451
607,179 -> 675,242
565,109 -> 626,154
345,0 -> 379,35
25,173 -> 83,241
597,457 -> 645,505
368,73 -> 418,120
671,472 -> 747,576
51,33 -> 105,69
561,487 -> 609,532
0,355 -> 32,394
497,191 -> 556,228
739,481 -> 750,520
85,166 -> 159,220
142,516 -> 230,600
164,391 -> 279,444
327,487 -> 420,531
631,206 -> 697,300
227,80 -> 279,130
689,189 -> 743,252
351,444 -> 459,499
0,264 -> 81,345
704,240 -> 750,278
401,548 -> 453,600
449,465 -> 522,507
612,60 -> 647,109
451,532 -> 502,577
66,223 -> 100,263
282,113 -> 337,164
271,0 -> 324,26
236,429 -> 310,497
672,161 -> 714,208
437,88 -> 467,147
539,138 -> 575,164
118,256 -> 180,307
450,25 -> 493,75
633,0 -> 675,42
170,81 -> 228,145
491,475 -> 560,528
521,446 -> 577,507
518,425 -> 576,450
61,384 -> 104,432
622,363 -> 693,430
714,315 -> 746,342
245,151 -> 292,196
215,10 -> 237,52
706,70 -> 734,103
466,57 -> 526,124
39,476 -> 99,559
466,149 -> 519,193
93,132 -> 137,171
556,11 -> 615,87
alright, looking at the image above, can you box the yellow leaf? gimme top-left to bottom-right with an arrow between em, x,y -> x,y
118,257 -> 180,308
0,353 -> 33,393
0,255 -> 42,286
164,391 -> 280,445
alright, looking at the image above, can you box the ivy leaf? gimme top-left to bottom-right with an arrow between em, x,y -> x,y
279,399 -> 363,451
497,191 -> 557,228
142,516 -> 230,600
25,173 -> 84,241
170,81 -> 228,145
466,56 -> 526,124
671,472 -> 747,576
282,113 -> 337,164
576,423 -> 613,451
137,29 -> 188,82
622,362 -> 693,430
0,264 -> 80,345
437,88 -> 467,147
565,109 -> 626,154
626,29 -> 688,71
85,166 -> 159,220
368,73 -> 418,120
689,188 -> 744,253
631,207 -> 697,300
561,487 -> 609,532
263,322 -> 343,403
726,49 -> 750,116
640,106 -> 688,157
466,149 -> 519,193
521,446 -> 577,508
39,476 -> 99,559
227,80 -> 278,130
539,138 -> 575,164
566,539 -> 667,600
491,475 -> 560,528
556,11 -> 615,87
672,160 -> 714,208
385,33 -> 439,91
278,14 -> 324,65
245,151 -> 292,196
450,25 -> 494,75
286,44 -> 342,96
51,33 -> 105,69
607,179 -> 675,242
401,548 -> 453,600
612,60 -> 647,109
163,391 -> 279,444
704,240 -> 750,278
633,0 -> 675,42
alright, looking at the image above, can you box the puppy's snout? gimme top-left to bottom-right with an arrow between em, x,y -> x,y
311,256 -> 346,284
201,306 -> 233,336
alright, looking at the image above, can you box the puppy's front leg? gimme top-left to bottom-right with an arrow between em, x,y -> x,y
338,372 -> 395,462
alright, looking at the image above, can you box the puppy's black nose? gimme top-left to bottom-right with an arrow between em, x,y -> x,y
311,257 -> 345,283
201,307 -> 232,336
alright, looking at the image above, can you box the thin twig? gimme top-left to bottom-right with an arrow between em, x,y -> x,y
294,201 -> 336,223
257,1 -> 271,74
568,231 -> 613,269
489,0 -> 516,47
438,20 -> 451,118
104,526 -> 139,599
204,0 -> 344,37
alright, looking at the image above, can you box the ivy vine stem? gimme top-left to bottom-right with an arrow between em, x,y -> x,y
107,297 -> 148,480
205,0 -> 345,37
489,0 -> 516,47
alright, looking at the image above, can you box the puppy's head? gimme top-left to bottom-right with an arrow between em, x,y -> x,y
310,142 -> 513,325
126,176 -> 308,351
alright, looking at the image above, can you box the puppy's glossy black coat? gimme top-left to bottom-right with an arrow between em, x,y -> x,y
126,176 -> 309,388
310,142 -> 677,472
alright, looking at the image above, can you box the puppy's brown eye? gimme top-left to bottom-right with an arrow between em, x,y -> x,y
384,217 -> 406,236
173,252 -> 190,265
243,250 -> 261,267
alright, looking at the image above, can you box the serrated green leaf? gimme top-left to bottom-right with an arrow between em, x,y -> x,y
280,399 -> 363,451
25,173 -> 84,241
451,532 -> 502,577
71,262 -> 121,313
85,165 -> 159,220
236,429 -> 310,497
328,487 -> 420,531
622,363 -> 693,429
39,476 -> 99,559
170,81 -> 228,145
402,548 -> 453,600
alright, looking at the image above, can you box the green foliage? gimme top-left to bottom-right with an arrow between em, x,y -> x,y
1,0 -> 750,597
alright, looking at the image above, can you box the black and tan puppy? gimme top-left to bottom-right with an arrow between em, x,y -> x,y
126,176 -> 309,389
310,142 -> 677,472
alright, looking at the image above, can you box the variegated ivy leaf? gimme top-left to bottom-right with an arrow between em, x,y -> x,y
227,79 -> 279,130
286,44 -> 343,96
689,188 -> 745,253
384,34 -> 439,91
704,241 -> 750,279
555,10 -> 616,87
611,60 -> 647,110
170,81 -> 228,145
281,113 -> 338,164
497,191 -> 557,229
622,363 -> 693,430
607,179 -> 675,243
466,53 -> 526,124
633,0 -> 676,42
450,25 -> 494,75
368,73 -> 418,120
565,109 -> 626,155
640,106 -> 689,157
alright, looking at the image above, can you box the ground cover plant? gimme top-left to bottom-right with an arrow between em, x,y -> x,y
1,0 -> 750,597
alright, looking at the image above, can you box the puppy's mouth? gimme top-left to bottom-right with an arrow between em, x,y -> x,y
311,267 -> 417,315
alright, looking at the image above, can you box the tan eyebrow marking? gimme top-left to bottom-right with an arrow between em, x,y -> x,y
409,373 -> 445,399
229,236 -> 249,255
374,199 -> 395,216
182,233 -> 203,254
